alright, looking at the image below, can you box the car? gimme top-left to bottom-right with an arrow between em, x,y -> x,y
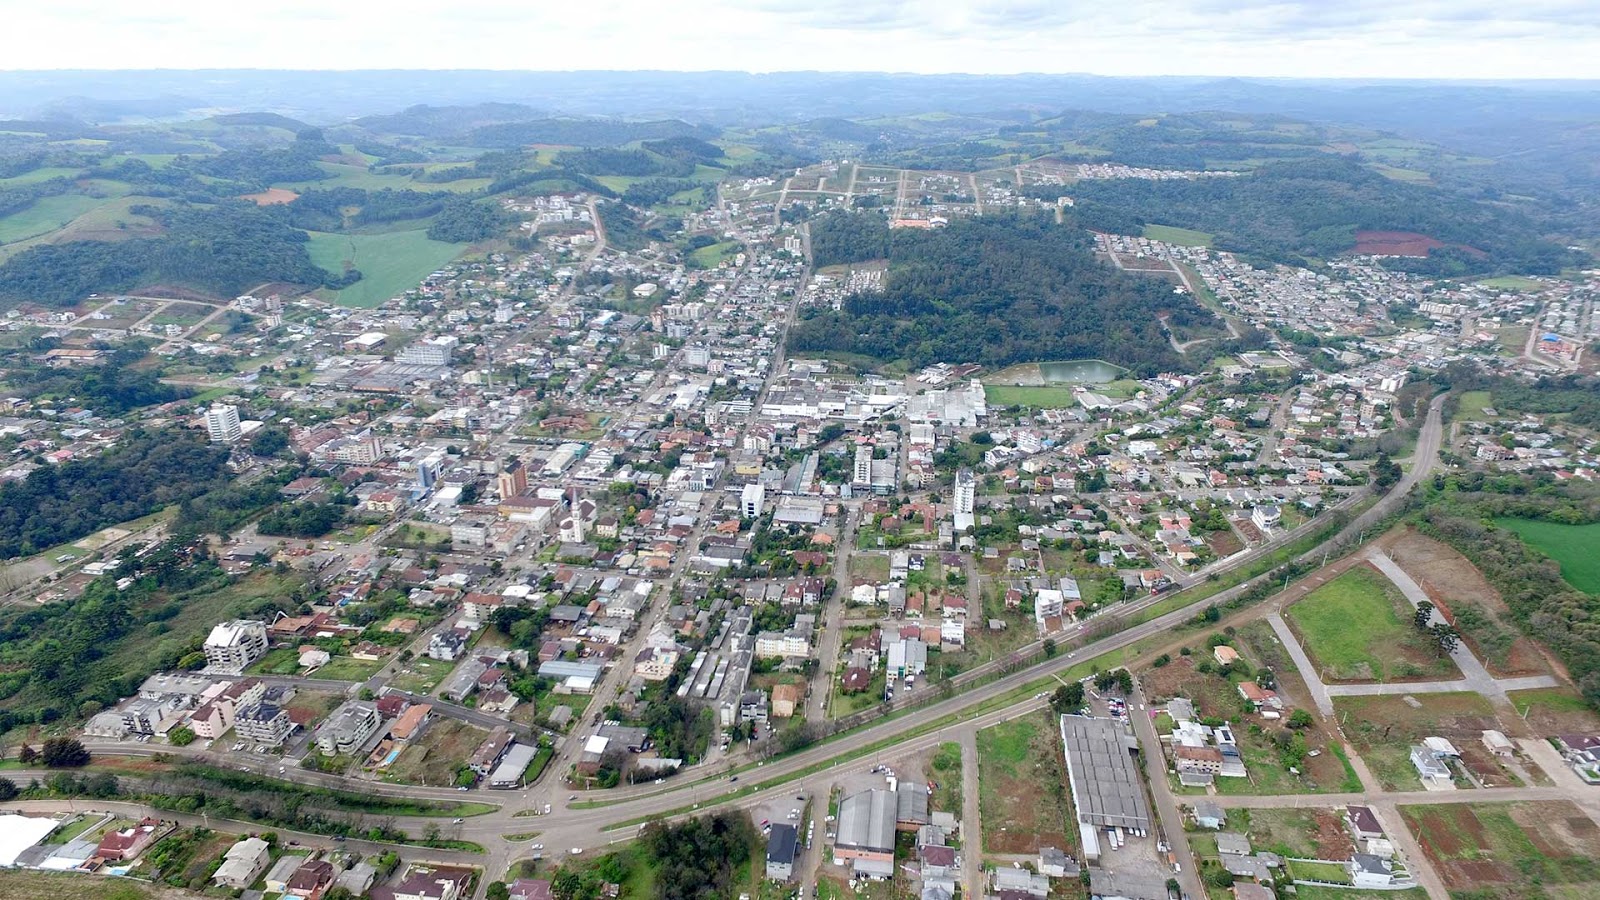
570,848 -> 584,855
655,778 -> 664,785
531,843 -> 543,850
452,818 -> 464,824
729,775 -> 738,782
458,786 -> 470,792
796,795 -> 805,801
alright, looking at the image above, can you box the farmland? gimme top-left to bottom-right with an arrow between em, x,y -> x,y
306,229 -> 467,308
1494,519 -> 1600,595
1286,565 -> 1460,682
975,712 -> 1073,854
1401,801 -> 1600,898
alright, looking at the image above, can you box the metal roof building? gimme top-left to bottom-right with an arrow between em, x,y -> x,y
1058,714 -> 1151,862
835,789 -> 898,855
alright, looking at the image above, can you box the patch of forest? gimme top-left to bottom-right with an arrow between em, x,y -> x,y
790,211 -> 1209,375
0,429 -> 231,560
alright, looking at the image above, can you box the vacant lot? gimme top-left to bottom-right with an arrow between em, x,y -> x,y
1495,519 -> 1600,595
1402,801 -> 1600,898
1386,528 -> 1550,676
847,554 -> 890,587
307,656 -> 383,682
307,229 -> 466,308
976,712 -> 1072,854
1336,693 -> 1499,791
1287,565 -> 1459,682
925,742 -> 962,816
1508,687 -> 1600,736
386,718 -> 489,786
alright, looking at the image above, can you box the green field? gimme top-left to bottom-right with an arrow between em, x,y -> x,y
0,193 -> 110,245
1454,390 -> 1494,422
1142,223 -> 1214,247
1287,566 -> 1459,682
308,229 -> 466,308
983,384 -> 1081,408
308,656 -> 384,682
0,166 -> 85,187
689,240 -> 740,268
1478,275 -> 1544,291
1495,519 -> 1600,594
0,870 -> 155,900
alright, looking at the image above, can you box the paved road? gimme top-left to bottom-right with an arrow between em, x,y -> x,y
1130,684 -> 1205,900
1268,612 -> 1333,715
958,726 -> 982,900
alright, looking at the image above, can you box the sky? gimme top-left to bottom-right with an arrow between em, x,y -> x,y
5,0 -> 1599,79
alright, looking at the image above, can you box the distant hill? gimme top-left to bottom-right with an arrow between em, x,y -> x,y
467,117 -> 718,149
209,111 -> 312,131
353,102 -> 545,139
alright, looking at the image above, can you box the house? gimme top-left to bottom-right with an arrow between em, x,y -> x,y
428,628 -> 470,661
337,863 -> 378,897
391,702 -> 434,741
992,866 -> 1050,897
264,855 -> 309,894
1038,847 -> 1077,878
393,866 -> 475,900
470,727 -> 515,777
1194,800 -> 1226,830
509,879 -> 554,900
772,683 -> 803,718
766,823 -> 798,880
1347,805 -> 1384,841
212,837 -> 271,888
1350,853 -> 1396,888
285,859 -> 336,899
1409,744 -> 1452,785
1237,681 -> 1282,710
1212,645 -> 1240,667
95,817 -> 162,861
1481,730 -> 1514,758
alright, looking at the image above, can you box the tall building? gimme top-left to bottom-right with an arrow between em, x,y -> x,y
397,335 -> 458,367
205,404 -> 242,444
203,620 -> 268,674
853,446 -> 873,487
741,482 -> 766,519
952,468 -> 976,532
498,459 -> 527,499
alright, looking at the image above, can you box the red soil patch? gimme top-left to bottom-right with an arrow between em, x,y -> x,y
1352,230 -> 1487,259
241,188 -> 299,206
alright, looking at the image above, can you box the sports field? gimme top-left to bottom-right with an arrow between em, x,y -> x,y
307,229 -> 466,308
1495,518 -> 1600,594
983,385 -> 1080,408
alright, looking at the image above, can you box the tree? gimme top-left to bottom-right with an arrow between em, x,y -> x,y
40,737 -> 90,768
168,726 -> 196,747
1287,709 -> 1315,729
486,883 -> 510,900
1431,622 -> 1460,656
1413,600 -> 1435,632
1050,682 -> 1085,714
0,777 -> 16,801
1042,638 -> 1057,658
17,744 -> 35,764
1371,453 -> 1402,489
551,870 -> 582,900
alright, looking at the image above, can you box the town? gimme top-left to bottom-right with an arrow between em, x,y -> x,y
0,140 -> 1598,900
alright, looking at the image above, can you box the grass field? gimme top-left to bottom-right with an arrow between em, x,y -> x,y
308,656 -> 384,682
0,166 -> 84,187
307,229 -> 466,308
1143,223 -> 1214,247
1479,275 -> 1544,291
927,741 -> 962,815
1453,390 -> 1494,422
976,712 -> 1072,854
0,871 -> 154,900
282,162 -> 489,193
1494,519 -> 1600,595
689,240 -> 740,268
983,384 -> 1082,409
1286,565 -> 1459,682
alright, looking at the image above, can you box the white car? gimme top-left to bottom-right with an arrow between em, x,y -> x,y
531,843 -> 544,850
570,848 -> 584,855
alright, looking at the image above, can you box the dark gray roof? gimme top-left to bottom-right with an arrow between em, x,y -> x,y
766,824 -> 798,864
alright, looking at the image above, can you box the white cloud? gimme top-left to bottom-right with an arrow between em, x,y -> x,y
2,0 -> 1597,78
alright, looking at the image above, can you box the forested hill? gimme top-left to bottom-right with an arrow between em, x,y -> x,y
789,211 -> 1211,375
1049,157 -> 1583,276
